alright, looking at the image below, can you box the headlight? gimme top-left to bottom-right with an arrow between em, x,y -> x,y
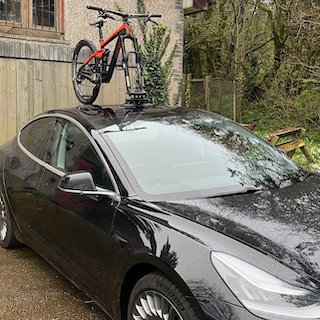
211,251 -> 320,319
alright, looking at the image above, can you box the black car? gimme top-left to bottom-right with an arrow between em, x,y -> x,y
1,105 -> 320,320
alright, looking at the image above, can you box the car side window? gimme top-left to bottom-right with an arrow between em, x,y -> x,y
20,118 -> 55,161
47,119 -> 114,190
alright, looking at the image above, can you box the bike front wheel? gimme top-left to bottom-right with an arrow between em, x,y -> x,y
72,40 -> 101,105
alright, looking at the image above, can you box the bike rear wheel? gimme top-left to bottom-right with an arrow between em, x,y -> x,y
72,40 -> 101,105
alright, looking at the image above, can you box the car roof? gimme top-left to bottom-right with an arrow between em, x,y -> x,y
44,105 -> 217,132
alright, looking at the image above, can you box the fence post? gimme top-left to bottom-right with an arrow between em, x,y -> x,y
182,74 -> 187,107
233,79 -> 237,121
204,75 -> 210,111
187,74 -> 192,107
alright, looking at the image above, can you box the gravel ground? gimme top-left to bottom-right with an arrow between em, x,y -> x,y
0,245 -> 109,320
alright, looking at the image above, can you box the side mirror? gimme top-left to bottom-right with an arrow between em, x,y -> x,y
60,171 -> 96,192
58,171 -> 121,204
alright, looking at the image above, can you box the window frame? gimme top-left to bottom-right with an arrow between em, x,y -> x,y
17,114 -> 120,193
19,117 -> 55,161
0,0 -> 63,39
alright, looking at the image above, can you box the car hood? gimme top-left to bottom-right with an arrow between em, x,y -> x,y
155,174 -> 320,281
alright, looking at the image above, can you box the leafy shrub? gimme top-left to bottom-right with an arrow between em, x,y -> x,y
136,0 -> 176,106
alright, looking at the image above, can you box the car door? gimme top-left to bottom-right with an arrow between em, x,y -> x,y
4,117 -> 55,246
37,117 -> 120,305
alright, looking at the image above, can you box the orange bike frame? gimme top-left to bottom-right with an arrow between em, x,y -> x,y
83,23 -> 131,67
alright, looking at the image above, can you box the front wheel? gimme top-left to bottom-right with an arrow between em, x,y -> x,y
127,272 -> 200,320
72,40 -> 101,105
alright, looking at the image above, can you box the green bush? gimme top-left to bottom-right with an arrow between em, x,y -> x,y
136,0 -> 176,106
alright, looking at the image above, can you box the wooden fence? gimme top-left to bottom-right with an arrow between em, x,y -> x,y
181,74 -> 239,121
0,57 -> 127,145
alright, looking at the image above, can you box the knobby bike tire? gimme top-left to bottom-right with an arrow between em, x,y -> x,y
72,40 -> 101,105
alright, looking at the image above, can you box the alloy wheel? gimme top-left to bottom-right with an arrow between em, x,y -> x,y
132,290 -> 183,320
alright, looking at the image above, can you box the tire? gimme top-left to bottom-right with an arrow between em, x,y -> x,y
127,272 -> 200,320
0,193 -> 20,249
72,40 -> 101,105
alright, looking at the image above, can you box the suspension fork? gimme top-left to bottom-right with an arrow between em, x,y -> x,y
120,34 -> 145,96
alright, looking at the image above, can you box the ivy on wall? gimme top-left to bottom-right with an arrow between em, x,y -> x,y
136,0 -> 177,106
115,0 -> 177,105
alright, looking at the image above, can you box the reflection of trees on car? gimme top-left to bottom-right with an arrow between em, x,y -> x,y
133,109 -> 302,190
114,204 -> 179,269
188,279 -> 241,320
160,188 -> 320,291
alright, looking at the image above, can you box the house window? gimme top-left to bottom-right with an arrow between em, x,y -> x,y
0,0 -> 62,38
33,0 -> 55,28
0,0 -> 21,24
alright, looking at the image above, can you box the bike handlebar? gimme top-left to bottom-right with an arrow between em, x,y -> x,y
87,5 -> 103,12
87,5 -> 161,20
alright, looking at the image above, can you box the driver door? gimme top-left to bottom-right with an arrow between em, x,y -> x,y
38,118 -> 120,306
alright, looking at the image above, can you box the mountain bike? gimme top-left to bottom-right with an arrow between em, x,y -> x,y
71,5 -> 161,108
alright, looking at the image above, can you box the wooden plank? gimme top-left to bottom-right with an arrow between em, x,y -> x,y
16,59 -> 29,131
270,135 -> 279,146
52,61 -> 59,109
181,74 -> 187,107
301,146 -> 315,163
299,127 -> 306,139
103,69 -> 127,105
7,59 -> 17,141
187,74 -> 192,107
117,69 -> 127,104
275,139 -> 295,147
59,62 -> 69,109
33,60 -> 43,116
42,61 -> 54,111
204,75 -> 210,111
190,79 -> 204,83
265,127 -> 301,140
104,72 -> 114,105
28,60 -> 34,118
0,59 -> 8,145
68,62 -> 78,106
279,139 -> 305,153
233,79 -> 236,121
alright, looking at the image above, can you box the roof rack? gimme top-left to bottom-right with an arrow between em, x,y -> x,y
123,96 -> 151,110
77,105 -> 117,119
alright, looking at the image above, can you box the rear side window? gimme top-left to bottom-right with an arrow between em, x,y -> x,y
20,118 -> 55,161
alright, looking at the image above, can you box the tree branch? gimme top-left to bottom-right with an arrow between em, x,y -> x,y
275,0 -> 288,12
246,39 -> 273,55
255,0 -> 271,12
290,55 -> 320,70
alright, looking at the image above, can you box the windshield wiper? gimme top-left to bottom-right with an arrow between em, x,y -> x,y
203,184 -> 262,199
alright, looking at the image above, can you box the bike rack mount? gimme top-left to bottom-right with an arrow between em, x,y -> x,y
123,96 -> 152,110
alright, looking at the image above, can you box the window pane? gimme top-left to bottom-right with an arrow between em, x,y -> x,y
106,112 -> 300,196
20,118 -> 55,161
0,0 -> 21,24
33,0 -> 55,28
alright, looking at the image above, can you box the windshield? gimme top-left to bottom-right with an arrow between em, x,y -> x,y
103,110 -> 302,198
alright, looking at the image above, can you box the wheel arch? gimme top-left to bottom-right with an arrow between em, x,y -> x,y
120,260 -> 206,320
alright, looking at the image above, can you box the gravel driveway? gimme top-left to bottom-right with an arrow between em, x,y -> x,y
0,245 -> 108,320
